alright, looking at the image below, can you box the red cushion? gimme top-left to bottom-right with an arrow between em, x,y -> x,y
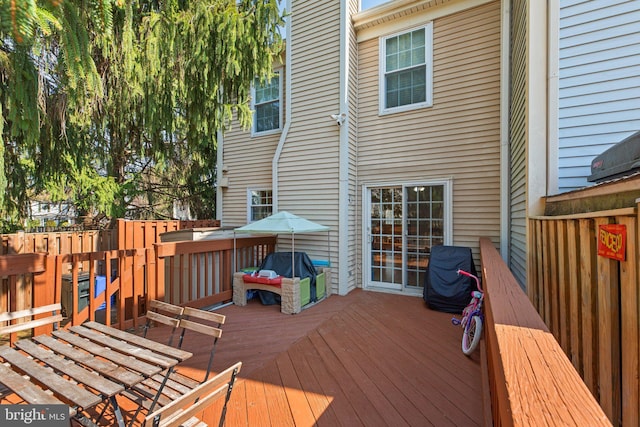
242,274 -> 282,287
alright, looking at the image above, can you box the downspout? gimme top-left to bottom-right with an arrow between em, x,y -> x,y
216,128 -> 224,222
499,0 -> 511,261
547,0 -> 559,195
272,0 -> 293,213
338,0 -> 349,295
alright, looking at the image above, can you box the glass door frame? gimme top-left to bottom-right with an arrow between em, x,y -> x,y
362,180 -> 452,293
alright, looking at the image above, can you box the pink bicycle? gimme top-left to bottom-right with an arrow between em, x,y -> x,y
451,269 -> 484,355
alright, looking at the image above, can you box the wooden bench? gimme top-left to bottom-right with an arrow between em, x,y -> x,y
143,361 -> 241,427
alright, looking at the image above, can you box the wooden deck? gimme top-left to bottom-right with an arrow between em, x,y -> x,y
139,289 -> 483,426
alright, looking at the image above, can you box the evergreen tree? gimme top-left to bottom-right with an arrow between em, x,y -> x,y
0,0 -> 284,225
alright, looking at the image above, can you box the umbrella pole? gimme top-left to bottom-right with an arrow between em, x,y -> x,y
292,235 -> 295,277
327,231 -> 330,267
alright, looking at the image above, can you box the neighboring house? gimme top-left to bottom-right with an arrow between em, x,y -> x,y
508,0 -> 640,285
28,200 -> 77,228
218,0 -> 506,296
551,0 -> 640,193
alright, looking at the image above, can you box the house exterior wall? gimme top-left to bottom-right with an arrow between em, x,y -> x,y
219,0 -> 345,293
555,0 -> 640,192
509,0 -> 528,287
274,0 -> 343,291
355,0 -> 502,265
220,0 -> 504,294
220,58 -> 285,224
346,0 -> 360,293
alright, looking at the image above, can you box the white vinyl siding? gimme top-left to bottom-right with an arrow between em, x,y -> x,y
358,1 -> 502,266
557,0 -> 640,192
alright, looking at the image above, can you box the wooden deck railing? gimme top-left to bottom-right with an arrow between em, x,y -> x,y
0,234 -> 275,335
480,237 -> 610,426
528,204 -> 639,426
153,235 -> 275,309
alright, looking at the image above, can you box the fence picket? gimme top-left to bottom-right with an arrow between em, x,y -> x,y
618,214 -> 639,427
566,220 -> 582,373
531,209 -> 640,424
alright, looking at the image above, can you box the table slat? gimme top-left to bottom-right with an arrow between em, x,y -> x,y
15,339 -> 124,397
0,347 -> 101,409
69,326 -> 178,368
52,330 -> 161,377
34,335 -> 144,388
0,363 -> 76,416
83,321 -> 192,361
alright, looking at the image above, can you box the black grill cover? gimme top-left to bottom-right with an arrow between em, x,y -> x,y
588,130 -> 640,183
257,252 -> 318,304
423,245 -> 477,314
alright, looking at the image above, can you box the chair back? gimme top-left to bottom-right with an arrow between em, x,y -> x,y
144,301 -> 225,380
0,303 -> 63,337
143,361 -> 242,427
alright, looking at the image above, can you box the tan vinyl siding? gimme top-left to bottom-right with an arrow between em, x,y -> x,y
357,1 -> 502,261
275,0 -> 342,289
347,0 -> 359,292
509,0 -> 527,288
220,64 -> 286,226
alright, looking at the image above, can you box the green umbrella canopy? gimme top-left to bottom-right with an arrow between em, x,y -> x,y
233,211 -> 330,276
234,211 -> 329,234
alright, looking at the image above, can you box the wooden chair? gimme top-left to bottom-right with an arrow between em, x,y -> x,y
0,303 -> 64,341
142,300 -> 226,382
122,301 -> 226,423
143,361 -> 241,427
0,303 -> 65,400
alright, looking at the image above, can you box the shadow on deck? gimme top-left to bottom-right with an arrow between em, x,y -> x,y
141,289 -> 483,426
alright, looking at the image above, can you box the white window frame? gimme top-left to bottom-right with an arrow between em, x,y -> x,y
251,70 -> 283,136
379,23 -> 433,115
247,188 -> 273,223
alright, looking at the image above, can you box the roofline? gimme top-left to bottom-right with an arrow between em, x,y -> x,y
353,0 -> 496,42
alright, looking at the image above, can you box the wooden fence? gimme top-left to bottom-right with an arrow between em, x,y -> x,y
1,219 -> 221,256
0,233 -> 275,336
528,204 -> 639,426
480,237 -> 610,426
0,219 -> 222,330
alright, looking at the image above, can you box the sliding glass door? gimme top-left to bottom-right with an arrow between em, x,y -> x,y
365,182 -> 449,292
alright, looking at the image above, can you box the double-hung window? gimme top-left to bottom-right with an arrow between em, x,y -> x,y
380,24 -> 433,114
252,71 -> 282,135
248,189 -> 273,222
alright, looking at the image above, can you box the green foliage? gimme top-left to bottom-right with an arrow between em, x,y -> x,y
0,218 -> 24,233
1,0 -> 285,224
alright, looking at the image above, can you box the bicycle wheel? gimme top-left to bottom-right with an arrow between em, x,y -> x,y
462,315 -> 483,356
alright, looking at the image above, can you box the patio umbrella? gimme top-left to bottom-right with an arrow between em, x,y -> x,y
233,211 -> 330,277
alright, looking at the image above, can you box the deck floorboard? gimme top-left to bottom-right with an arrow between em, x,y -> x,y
125,289 -> 483,426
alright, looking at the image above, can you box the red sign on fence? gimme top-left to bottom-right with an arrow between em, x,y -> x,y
597,224 -> 626,261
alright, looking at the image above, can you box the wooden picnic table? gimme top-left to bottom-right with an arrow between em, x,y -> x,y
0,321 -> 192,426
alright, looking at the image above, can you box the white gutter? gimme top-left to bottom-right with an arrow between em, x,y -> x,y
337,0 -> 349,296
272,0 -> 293,213
499,0 -> 510,261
